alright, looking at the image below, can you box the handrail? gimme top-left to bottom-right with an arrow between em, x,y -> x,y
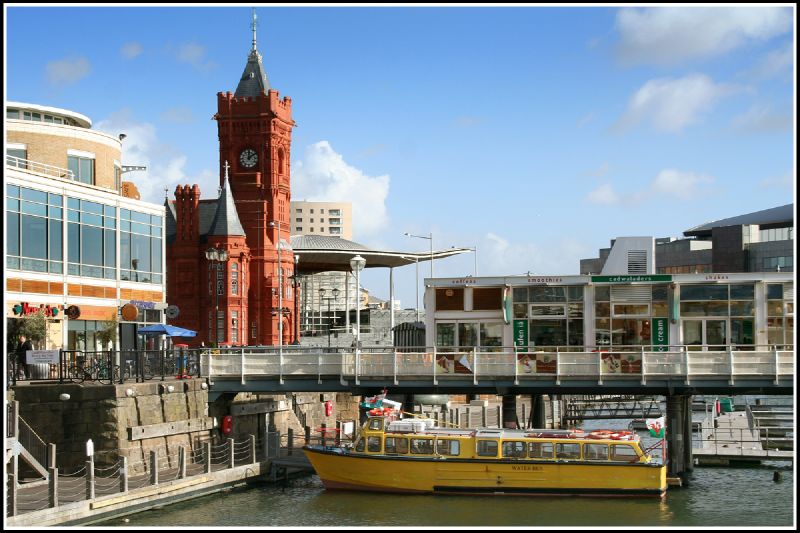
6,155 -> 75,180
18,416 -> 49,470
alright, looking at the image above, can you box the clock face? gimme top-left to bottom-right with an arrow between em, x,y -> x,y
239,148 -> 258,168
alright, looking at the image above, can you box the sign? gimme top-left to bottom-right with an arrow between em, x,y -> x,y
12,303 -> 60,317
166,305 -> 180,319
513,319 -> 528,347
130,300 -> 156,309
66,305 -> 81,319
26,349 -> 60,364
653,318 -> 669,351
591,275 -> 672,283
121,303 -> 138,321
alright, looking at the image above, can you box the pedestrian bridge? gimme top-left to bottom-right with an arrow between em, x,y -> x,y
202,346 -> 794,397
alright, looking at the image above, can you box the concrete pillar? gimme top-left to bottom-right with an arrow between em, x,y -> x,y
531,394 -> 547,428
502,395 -> 517,428
8,473 -> 17,516
666,393 -> 691,480
250,434 -> 257,464
205,441 -> 212,474
683,395 -> 694,472
227,438 -> 235,469
47,443 -> 56,469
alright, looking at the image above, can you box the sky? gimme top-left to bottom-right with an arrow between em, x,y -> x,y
4,4 -> 796,310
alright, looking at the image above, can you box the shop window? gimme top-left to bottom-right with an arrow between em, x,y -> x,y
436,288 -> 464,311
473,287 -> 502,310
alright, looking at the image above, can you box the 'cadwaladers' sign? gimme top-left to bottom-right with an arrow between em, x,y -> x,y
591,275 -> 672,283
12,303 -> 61,317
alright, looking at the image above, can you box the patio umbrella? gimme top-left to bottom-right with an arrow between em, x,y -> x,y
137,324 -> 197,337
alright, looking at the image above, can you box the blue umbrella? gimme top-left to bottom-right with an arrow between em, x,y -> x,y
138,324 -> 197,337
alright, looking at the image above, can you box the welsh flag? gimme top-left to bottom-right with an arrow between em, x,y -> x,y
646,416 -> 666,438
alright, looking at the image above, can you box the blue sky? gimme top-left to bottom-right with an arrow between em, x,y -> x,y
5,4 -> 796,309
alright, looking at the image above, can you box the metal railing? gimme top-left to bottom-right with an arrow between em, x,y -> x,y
6,155 -> 74,180
17,417 -> 49,471
201,344 -> 794,385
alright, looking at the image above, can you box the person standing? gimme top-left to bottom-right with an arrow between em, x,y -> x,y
16,334 -> 32,380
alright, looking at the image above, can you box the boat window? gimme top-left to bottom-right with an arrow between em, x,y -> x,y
368,418 -> 384,431
555,443 -> 580,460
584,443 -> 609,461
611,444 -> 640,461
355,437 -> 365,452
502,441 -> 527,458
385,437 -> 409,454
435,438 -> 460,456
528,442 -> 554,459
477,440 -> 498,457
367,436 -> 382,453
410,438 -> 433,455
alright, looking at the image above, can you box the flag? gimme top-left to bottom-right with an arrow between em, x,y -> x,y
646,416 -> 666,438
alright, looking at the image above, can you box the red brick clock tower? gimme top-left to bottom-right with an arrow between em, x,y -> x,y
214,9 -> 296,345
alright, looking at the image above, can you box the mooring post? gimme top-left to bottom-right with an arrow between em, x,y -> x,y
287,428 -> 294,456
150,450 -> 158,485
228,438 -> 235,469
86,456 -> 95,500
120,456 -> 129,493
205,441 -> 212,474
304,426 -> 311,445
178,446 -> 186,479
47,443 -> 56,469
49,467 -> 58,508
249,434 -> 256,464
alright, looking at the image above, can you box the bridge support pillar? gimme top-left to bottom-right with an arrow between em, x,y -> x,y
666,393 -> 693,481
531,394 -> 547,428
502,394 -> 517,428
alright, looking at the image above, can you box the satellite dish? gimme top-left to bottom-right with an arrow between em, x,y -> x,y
166,305 -> 180,319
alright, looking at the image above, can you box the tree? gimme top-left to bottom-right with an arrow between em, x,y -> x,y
7,311 -> 47,350
96,313 -> 119,350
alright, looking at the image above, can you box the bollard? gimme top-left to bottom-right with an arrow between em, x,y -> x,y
249,434 -> 256,464
49,467 -> 59,508
47,443 -> 57,469
120,456 -> 129,493
179,446 -> 186,479
8,473 -> 17,517
304,426 -> 311,445
150,450 -> 158,485
288,428 -> 294,456
205,441 -> 212,474
86,457 -> 95,500
228,438 -> 235,469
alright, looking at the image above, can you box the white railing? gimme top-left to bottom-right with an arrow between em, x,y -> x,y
200,345 -> 794,386
6,155 -> 75,181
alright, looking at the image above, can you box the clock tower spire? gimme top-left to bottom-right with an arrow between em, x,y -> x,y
214,8 -> 295,347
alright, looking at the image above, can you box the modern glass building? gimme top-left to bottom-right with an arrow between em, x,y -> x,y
6,102 -> 166,351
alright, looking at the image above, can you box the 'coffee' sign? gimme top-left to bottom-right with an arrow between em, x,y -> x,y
12,303 -> 60,317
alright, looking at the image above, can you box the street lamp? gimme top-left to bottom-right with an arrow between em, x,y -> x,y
292,254 -> 300,344
452,245 -> 478,277
404,232 -> 433,322
205,247 -> 229,346
349,255 -> 366,345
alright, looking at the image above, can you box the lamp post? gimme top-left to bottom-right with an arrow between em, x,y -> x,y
349,255 -> 366,351
268,221 -> 284,347
404,232 -> 433,322
292,254 -> 300,344
205,247 -> 229,346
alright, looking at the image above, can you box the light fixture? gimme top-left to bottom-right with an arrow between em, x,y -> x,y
201,382 -> 208,390
59,393 -> 71,401
125,388 -> 136,397
167,385 -> 175,393
119,133 -> 127,141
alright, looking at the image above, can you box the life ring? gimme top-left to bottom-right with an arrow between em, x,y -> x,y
610,430 -> 632,440
368,408 -> 383,416
588,430 -> 614,439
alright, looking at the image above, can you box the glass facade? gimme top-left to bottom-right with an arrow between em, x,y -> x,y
514,285 -> 583,351
120,208 -> 163,284
7,185 -> 63,273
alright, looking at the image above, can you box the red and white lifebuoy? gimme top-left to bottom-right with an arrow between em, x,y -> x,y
588,430 -> 614,439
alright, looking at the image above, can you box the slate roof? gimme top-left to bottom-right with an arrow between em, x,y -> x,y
234,50 -> 270,98
207,175 -> 245,237
684,204 -> 794,237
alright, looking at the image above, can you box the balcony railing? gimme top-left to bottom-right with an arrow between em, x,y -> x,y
6,155 -> 74,180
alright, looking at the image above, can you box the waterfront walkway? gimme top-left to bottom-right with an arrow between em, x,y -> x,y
693,409 -> 793,464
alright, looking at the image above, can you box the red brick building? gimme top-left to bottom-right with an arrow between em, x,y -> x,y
166,15 -> 296,346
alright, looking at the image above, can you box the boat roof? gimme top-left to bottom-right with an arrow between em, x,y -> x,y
381,424 -> 638,441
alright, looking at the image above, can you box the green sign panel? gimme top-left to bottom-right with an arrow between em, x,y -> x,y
653,318 -> 669,351
513,320 -> 528,347
591,275 -> 672,283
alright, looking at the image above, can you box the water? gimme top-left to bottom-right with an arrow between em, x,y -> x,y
99,397 -> 795,528
99,466 -> 794,528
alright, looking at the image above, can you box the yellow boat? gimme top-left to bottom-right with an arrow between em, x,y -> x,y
303,414 -> 667,498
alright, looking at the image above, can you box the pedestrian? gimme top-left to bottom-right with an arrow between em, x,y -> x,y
16,334 -> 32,380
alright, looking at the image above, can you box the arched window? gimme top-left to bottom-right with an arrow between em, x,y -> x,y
277,148 -> 286,177
231,263 -> 239,295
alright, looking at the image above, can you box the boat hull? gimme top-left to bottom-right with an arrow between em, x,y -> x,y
303,447 -> 667,498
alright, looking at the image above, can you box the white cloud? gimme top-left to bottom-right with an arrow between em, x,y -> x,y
586,183 -> 620,205
160,107 -> 197,124
175,42 -> 216,71
759,172 -> 793,190
94,109 -> 216,204
732,103 -> 793,133
615,6 -> 793,66
293,141 -> 390,241
45,56 -> 91,86
615,74 -> 738,133
586,169 -> 715,205
746,43 -> 794,81
120,42 -> 143,59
